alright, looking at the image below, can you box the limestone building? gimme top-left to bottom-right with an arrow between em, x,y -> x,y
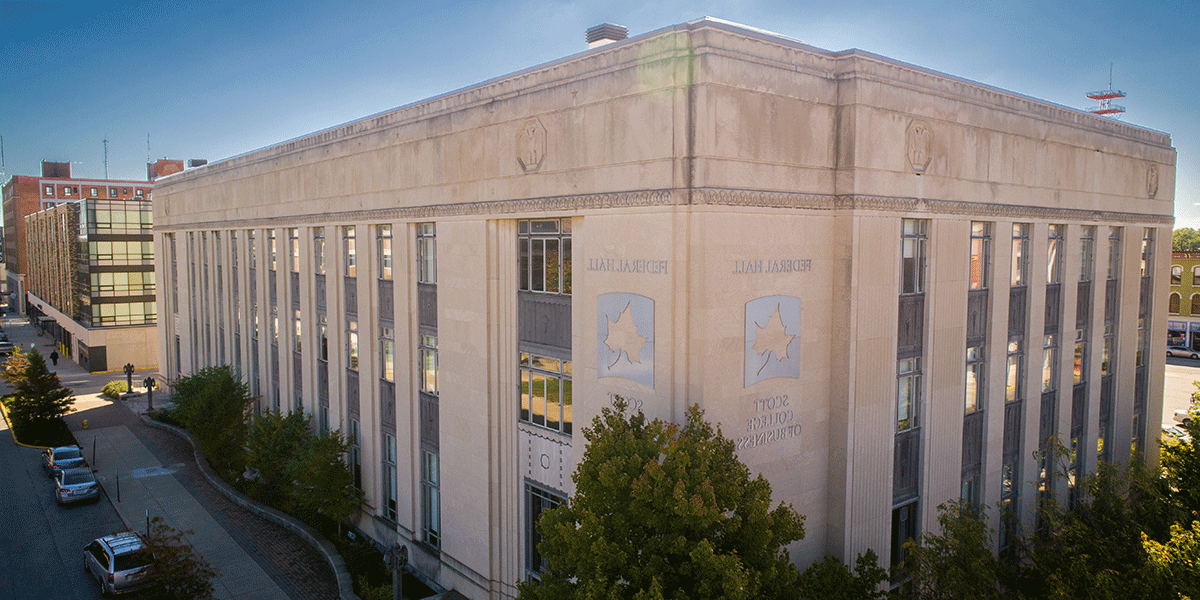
152,18 -> 1175,598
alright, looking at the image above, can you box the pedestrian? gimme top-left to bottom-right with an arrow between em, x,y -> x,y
49,350 -> 59,366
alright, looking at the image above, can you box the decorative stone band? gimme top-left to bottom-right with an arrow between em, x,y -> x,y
155,186 -> 1172,231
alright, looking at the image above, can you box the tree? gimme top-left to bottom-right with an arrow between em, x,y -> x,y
168,366 -> 255,478
796,551 -> 887,600
1,344 -> 31,389
1174,228 -> 1200,252
244,409 -> 310,506
516,402 -> 806,600
8,349 -> 73,425
1142,519 -> 1200,600
143,516 -> 219,600
288,428 -> 364,535
1162,384 -> 1200,518
900,500 -> 1004,600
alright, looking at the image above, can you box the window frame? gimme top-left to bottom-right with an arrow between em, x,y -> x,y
377,224 -> 393,281
519,352 -> 573,434
1012,223 -> 1030,287
900,219 -> 927,295
970,221 -> 991,290
518,219 -> 572,295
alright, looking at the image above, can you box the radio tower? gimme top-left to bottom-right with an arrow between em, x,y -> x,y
1087,63 -> 1125,117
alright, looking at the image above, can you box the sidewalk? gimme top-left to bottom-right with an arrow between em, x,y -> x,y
1,317 -> 339,600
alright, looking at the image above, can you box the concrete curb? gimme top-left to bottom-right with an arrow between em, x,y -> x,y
142,415 -> 360,600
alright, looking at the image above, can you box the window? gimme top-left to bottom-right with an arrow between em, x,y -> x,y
1043,334 -> 1058,392
526,485 -> 565,579
1047,224 -> 1064,284
420,335 -> 437,394
900,219 -> 927,294
90,187 -> 98,197
44,185 -> 54,196
268,229 -> 277,271
377,224 -> 392,280
897,357 -> 921,431
135,188 -> 144,197
248,230 -> 257,268
109,187 -> 118,197
1141,228 -> 1155,277
1006,338 -> 1024,402
965,346 -> 984,414
349,419 -> 361,489
1172,265 -> 1183,286
1170,292 -> 1182,315
1012,223 -> 1030,286
230,231 -> 238,268
343,226 -> 356,277
318,314 -> 328,362
63,187 -> 71,196
293,308 -> 302,353
1107,228 -> 1122,280
1074,329 -> 1087,385
313,227 -> 325,275
1080,226 -> 1096,282
347,319 -> 358,370
519,219 -> 572,294
381,327 -> 394,381
891,501 -> 919,574
1136,318 -> 1145,367
417,223 -> 436,283
288,228 -> 299,273
520,352 -> 573,434
383,434 -> 397,521
1102,325 -> 1113,377
970,222 -> 991,290
1192,294 -> 1200,316
422,450 -> 441,548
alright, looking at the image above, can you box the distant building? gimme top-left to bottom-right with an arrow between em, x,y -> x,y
3,161 -> 151,316
152,18 -> 1174,599
1167,251 -> 1200,349
25,196 -> 157,371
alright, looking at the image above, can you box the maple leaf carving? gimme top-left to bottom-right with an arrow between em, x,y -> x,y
752,305 -> 794,372
604,302 -> 647,368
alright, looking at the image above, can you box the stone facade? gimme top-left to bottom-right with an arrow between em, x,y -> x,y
152,18 -> 1175,598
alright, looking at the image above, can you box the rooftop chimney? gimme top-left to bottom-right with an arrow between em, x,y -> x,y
586,23 -> 628,49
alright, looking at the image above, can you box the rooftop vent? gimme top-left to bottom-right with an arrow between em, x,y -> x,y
586,23 -> 628,49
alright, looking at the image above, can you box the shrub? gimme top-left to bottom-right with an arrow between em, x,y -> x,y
169,366 -> 255,478
102,380 -> 129,398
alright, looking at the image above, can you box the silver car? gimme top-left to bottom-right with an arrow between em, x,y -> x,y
54,467 -> 100,505
84,532 -> 154,596
42,445 -> 86,478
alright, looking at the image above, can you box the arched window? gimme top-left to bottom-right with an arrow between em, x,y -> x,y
1170,292 -> 1181,314
1191,294 -> 1200,315
1192,266 -> 1200,286
1173,265 -> 1183,285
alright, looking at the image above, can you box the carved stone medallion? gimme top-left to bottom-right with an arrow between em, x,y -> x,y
1147,163 -> 1159,199
516,119 -> 546,173
906,120 -> 933,174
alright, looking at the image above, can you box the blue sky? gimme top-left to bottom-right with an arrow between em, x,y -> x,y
2,0 -> 1195,224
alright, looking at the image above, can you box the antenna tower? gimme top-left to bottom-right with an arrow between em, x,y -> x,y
1086,63 -> 1126,117
103,137 -> 109,178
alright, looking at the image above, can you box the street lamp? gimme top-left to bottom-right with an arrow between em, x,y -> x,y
124,363 -> 134,394
144,376 -> 157,412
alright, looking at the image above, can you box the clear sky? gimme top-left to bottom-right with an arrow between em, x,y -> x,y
1,0 -> 1194,224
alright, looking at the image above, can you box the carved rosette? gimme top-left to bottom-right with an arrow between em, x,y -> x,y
516,118 -> 546,173
1147,163 -> 1159,199
906,120 -> 933,174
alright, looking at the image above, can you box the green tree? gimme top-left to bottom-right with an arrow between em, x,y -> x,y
1143,519 -> 1200,600
8,349 -> 73,425
1,344 -> 31,389
288,428 -> 364,535
143,516 -> 219,600
1174,228 -> 1200,252
796,551 -> 887,600
901,500 -> 1005,600
244,409 -> 310,506
516,402 -> 806,600
1163,385 -> 1200,518
168,365 -> 255,478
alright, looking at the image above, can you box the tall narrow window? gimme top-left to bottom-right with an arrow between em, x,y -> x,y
519,352 -> 573,434
343,226 -> 357,277
422,450 -> 441,548
381,327 -> 395,382
1102,324 -> 1113,376
1006,338 -> 1024,403
383,434 -> 397,521
1080,226 -> 1096,282
248,229 -> 257,269
293,308 -> 302,352
1074,329 -> 1087,385
900,219 -> 927,294
417,223 -> 436,283
268,229 -> 277,271
970,222 -> 991,290
1172,265 -> 1183,286
313,227 -> 326,275
377,224 -> 392,280
897,357 -> 921,431
288,228 -> 299,272
1047,224 -> 1064,284
420,335 -> 438,394
349,419 -> 361,489
965,346 -> 984,414
347,319 -> 359,370
318,314 -> 329,362
526,485 -> 565,580
1170,293 -> 1182,314
518,219 -> 572,294
1043,334 -> 1058,392
1012,223 -> 1030,286
1141,228 -> 1155,277
1108,228 -> 1122,280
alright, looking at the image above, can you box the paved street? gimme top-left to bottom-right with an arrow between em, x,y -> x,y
1165,357 -> 1200,423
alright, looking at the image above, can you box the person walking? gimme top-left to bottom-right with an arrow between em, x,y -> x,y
49,350 -> 59,366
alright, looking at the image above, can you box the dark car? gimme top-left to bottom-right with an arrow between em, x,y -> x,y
84,532 -> 155,596
42,446 -> 87,478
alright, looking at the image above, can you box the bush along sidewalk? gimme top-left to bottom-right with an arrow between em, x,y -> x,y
102,379 -> 130,399
1,347 -> 77,448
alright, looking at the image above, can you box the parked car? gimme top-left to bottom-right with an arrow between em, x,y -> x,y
1168,346 -> 1200,359
54,467 -> 100,505
1175,409 -> 1193,426
1163,423 -> 1192,443
42,446 -> 87,478
0,340 -> 15,355
83,532 -> 155,596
